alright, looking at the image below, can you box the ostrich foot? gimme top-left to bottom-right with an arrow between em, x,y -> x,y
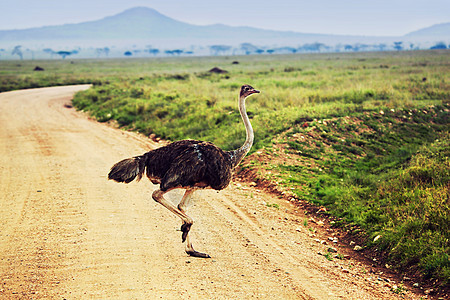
186,249 -> 211,258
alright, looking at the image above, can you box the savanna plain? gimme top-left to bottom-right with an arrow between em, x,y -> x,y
0,50 -> 449,299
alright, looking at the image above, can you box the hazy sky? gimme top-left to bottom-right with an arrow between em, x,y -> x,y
1,0 -> 449,36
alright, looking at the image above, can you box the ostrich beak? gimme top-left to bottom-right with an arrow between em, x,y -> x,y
251,89 -> 260,94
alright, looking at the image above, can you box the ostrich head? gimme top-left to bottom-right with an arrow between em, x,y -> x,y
240,85 -> 260,98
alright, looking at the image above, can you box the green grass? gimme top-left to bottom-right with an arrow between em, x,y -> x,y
65,51 -> 448,152
1,50 -> 449,287
373,136 -> 449,283
250,107 -> 449,286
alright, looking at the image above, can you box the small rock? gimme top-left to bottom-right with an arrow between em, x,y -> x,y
353,245 -> 363,251
208,67 -> 228,74
403,276 -> 411,281
349,241 -> 356,246
413,283 -> 419,288
342,269 -> 350,273
373,235 -> 382,242
327,247 -> 337,253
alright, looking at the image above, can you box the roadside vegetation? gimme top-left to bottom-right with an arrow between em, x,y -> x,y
1,50 -> 449,288
241,107 -> 449,287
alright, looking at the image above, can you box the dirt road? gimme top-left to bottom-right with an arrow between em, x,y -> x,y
0,86 -> 421,299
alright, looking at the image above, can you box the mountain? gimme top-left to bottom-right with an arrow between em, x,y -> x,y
0,7 -> 402,48
0,7 -> 324,44
0,7 -> 448,58
0,8 -> 190,41
405,22 -> 450,38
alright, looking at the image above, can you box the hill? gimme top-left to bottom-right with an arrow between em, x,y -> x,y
0,7 -> 330,46
405,22 -> 450,38
0,7 -> 448,58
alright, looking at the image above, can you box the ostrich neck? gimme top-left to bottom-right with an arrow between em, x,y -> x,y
230,95 -> 254,168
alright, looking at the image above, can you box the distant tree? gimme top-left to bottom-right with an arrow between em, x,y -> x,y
255,49 -> 265,54
171,49 -> 183,56
147,48 -> 160,56
300,43 -> 326,52
12,45 -> 23,60
266,49 -> 275,54
376,43 -> 387,51
240,43 -> 258,55
164,50 -> 174,56
393,41 -> 403,51
430,42 -> 447,50
344,44 -> 353,51
272,46 -> 297,54
43,48 -> 54,56
353,43 -> 370,52
209,45 -> 231,56
56,51 -> 72,59
124,51 -> 132,57
96,47 -> 110,57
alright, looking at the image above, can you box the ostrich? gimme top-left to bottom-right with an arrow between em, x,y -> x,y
108,85 -> 260,258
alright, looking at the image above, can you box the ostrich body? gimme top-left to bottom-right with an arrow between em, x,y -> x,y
108,85 -> 260,258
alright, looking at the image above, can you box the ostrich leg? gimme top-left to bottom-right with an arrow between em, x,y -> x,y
152,188 -> 194,242
152,189 -> 210,258
178,189 -> 211,258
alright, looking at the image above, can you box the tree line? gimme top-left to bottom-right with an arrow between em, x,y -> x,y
4,41 -> 449,60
